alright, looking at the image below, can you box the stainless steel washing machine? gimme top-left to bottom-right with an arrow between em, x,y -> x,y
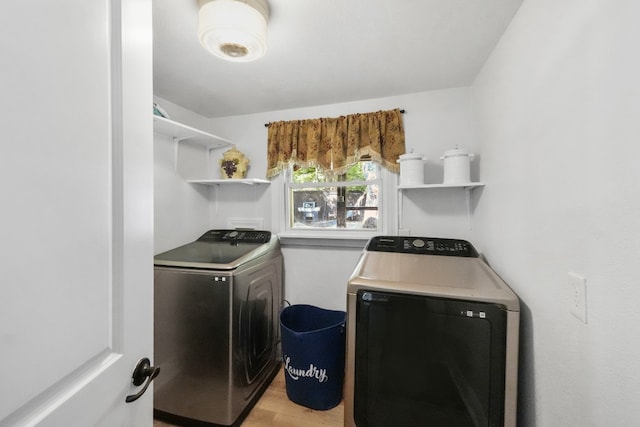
153,229 -> 283,427
345,236 -> 520,427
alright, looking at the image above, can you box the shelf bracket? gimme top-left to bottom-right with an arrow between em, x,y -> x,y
207,147 -> 213,175
397,183 -> 483,232
466,188 -> 472,230
172,137 -> 180,171
398,188 -> 405,234
171,135 -> 194,172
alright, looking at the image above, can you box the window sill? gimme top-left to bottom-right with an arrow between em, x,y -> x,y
277,232 -> 372,248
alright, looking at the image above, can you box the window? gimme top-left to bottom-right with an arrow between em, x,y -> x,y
286,161 -> 381,232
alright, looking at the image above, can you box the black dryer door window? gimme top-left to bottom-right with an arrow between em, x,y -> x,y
354,290 -> 507,427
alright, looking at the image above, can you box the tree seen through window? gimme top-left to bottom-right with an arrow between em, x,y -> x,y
289,161 -> 379,230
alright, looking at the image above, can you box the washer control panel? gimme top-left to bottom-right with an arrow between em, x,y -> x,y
197,229 -> 271,243
366,236 -> 478,258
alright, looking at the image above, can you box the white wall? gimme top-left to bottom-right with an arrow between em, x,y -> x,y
208,88 -> 480,310
153,98 -> 213,254
472,0 -> 640,425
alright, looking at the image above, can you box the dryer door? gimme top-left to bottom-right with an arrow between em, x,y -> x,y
235,260 -> 282,388
354,290 -> 508,427
241,274 -> 276,383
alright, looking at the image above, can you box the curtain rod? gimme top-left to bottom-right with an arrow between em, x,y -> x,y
264,109 -> 405,127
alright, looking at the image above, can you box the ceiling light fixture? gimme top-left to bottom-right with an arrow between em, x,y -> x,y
198,0 -> 269,63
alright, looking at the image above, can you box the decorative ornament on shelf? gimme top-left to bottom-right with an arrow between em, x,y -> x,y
153,102 -> 170,119
219,146 -> 250,179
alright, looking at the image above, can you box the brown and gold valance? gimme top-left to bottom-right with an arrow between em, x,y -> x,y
266,108 -> 405,178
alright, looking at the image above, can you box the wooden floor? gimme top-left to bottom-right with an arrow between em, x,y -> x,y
153,367 -> 344,427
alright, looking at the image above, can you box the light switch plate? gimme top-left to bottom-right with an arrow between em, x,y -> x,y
569,272 -> 587,324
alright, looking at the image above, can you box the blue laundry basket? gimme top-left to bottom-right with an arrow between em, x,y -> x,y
280,304 -> 346,410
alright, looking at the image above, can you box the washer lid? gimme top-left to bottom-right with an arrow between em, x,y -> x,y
349,237 -> 519,311
154,229 -> 275,269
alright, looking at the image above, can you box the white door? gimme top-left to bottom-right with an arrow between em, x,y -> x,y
0,0 -> 154,426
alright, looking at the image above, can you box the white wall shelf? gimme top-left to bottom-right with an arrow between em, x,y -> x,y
186,179 -> 270,186
153,115 -> 234,175
398,182 -> 484,190
153,115 -> 232,149
398,182 -> 485,231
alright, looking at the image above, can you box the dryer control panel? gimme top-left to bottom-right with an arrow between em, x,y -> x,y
366,236 -> 478,258
197,229 -> 271,243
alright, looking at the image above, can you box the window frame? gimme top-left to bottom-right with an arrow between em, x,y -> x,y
273,162 -> 396,244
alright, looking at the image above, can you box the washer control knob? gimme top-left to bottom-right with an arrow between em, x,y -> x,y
412,239 -> 425,248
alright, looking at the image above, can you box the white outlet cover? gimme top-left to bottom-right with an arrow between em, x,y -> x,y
569,272 -> 587,324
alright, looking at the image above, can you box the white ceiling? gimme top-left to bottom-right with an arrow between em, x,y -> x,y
153,0 -> 524,118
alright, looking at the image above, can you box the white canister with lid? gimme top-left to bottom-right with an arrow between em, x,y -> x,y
397,150 -> 426,186
441,147 -> 474,184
